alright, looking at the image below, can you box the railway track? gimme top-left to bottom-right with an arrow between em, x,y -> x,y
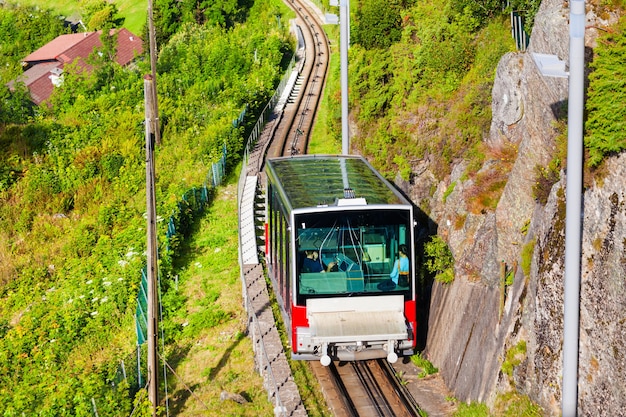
266,0 -> 330,158
312,360 -> 423,417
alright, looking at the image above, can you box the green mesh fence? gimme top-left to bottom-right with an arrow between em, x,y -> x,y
132,110 -> 239,403
135,267 -> 148,345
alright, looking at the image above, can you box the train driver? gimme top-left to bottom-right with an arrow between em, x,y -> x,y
302,250 -> 336,273
377,244 -> 409,290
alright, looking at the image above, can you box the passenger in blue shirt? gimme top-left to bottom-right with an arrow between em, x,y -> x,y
378,245 -> 409,290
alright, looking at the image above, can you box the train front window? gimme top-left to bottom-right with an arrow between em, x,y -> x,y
295,209 -> 412,300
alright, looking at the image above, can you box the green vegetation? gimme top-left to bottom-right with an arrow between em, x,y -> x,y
153,0 -> 267,46
501,340 -> 526,378
453,402 -> 491,417
0,5 -> 69,88
496,342 -> 543,417
159,179 -> 274,415
4,0 -> 146,35
348,0 -> 516,182
450,391 -> 542,417
520,238 -> 536,277
424,235 -> 455,284
309,24 -> 341,154
504,267 -> 515,287
266,273 -> 331,417
443,181 -> 456,203
0,0 -> 293,414
352,0 -> 404,49
493,391 -> 543,416
585,12 -> 626,167
411,351 -> 439,377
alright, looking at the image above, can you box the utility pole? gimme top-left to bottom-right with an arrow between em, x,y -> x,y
144,74 -> 159,417
147,0 -> 161,145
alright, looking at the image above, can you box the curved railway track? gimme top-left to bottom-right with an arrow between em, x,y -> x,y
239,1 -> 424,415
266,0 -> 330,158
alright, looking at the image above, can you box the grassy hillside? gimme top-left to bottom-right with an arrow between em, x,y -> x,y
7,0 -> 147,34
0,0 -> 294,414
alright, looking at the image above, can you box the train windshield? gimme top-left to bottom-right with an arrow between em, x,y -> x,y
295,209 -> 412,300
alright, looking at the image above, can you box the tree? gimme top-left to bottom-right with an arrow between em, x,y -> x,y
0,84 -> 33,124
353,0 -> 406,49
81,0 -> 123,31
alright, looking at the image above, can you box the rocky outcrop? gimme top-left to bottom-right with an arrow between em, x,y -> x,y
413,0 -> 626,414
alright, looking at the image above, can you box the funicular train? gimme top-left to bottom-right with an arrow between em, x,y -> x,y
264,155 -> 418,366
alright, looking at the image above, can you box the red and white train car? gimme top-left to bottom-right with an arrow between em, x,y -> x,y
264,155 -> 418,365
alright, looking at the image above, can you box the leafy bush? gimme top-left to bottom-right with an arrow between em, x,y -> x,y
424,235 -> 455,284
154,0 -> 269,46
353,0 -> 404,49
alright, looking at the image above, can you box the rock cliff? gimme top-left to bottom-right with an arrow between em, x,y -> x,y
407,0 -> 626,414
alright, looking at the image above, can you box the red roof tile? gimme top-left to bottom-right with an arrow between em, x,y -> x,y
23,33 -> 92,63
115,28 -> 144,66
28,72 -> 59,105
59,31 -> 103,70
9,62 -> 63,105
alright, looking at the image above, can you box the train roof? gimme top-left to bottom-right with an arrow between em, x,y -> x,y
265,155 -> 411,210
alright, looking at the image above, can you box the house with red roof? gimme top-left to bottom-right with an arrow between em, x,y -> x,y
10,28 -> 143,105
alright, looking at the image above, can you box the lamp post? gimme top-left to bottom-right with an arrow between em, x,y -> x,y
532,2 -> 585,413
327,0 -> 350,154
340,0 -> 349,155
562,1 -> 585,415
